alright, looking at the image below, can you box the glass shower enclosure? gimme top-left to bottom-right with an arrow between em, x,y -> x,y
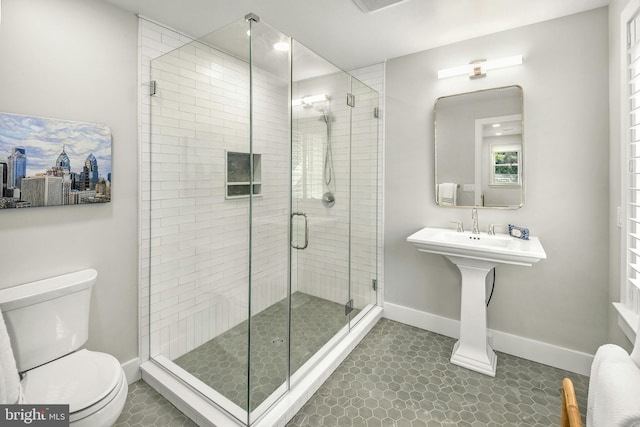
146,14 -> 379,425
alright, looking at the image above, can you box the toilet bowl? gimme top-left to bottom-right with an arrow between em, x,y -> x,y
21,350 -> 128,426
0,269 -> 127,426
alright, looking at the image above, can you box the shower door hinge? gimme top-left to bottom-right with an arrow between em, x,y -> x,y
150,81 -> 157,96
372,279 -> 378,291
373,107 -> 380,119
345,299 -> 354,316
346,93 -> 356,108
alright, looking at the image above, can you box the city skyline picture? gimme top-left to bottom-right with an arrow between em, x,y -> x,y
0,112 -> 112,209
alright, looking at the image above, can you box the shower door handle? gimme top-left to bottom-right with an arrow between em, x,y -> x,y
291,212 -> 309,250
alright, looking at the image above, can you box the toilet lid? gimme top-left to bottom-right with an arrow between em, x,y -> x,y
22,349 -> 121,413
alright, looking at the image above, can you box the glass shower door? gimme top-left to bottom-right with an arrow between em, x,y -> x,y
147,16 -> 254,420
246,17 -> 291,422
290,40 -> 352,380
349,77 -> 379,326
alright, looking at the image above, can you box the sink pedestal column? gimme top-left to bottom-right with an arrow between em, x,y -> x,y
448,256 -> 497,377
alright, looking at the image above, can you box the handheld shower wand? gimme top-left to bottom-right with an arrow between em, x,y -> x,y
320,107 -> 335,208
300,95 -> 335,208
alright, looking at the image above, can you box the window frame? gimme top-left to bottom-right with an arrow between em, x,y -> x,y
617,0 -> 640,343
490,143 -> 521,187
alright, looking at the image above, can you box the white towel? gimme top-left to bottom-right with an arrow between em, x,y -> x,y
0,309 -> 21,404
588,344 -> 640,427
438,183 -> 457,206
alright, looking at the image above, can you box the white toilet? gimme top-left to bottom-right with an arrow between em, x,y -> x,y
0,269 -> 128,426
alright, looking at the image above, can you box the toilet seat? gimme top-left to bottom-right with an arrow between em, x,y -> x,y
21,349 -> 127,425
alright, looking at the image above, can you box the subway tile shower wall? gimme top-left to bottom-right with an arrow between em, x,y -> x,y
138,18 -> 385,363
292,74 -> 379,310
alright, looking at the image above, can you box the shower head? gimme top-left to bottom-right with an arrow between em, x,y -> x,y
301,100 -> 331,121
295,94 -> 332,122
297,94 -> 329,108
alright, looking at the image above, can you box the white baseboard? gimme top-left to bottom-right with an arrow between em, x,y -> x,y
122,357 -> 142,384
383,302 -> 594,377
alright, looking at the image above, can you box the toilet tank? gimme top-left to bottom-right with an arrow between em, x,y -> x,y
0,269 -> 97,372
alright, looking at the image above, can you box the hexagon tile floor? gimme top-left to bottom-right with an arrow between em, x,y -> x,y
174,292 -> 358,411
115,319 -> 589,427
114,381 -> 196,427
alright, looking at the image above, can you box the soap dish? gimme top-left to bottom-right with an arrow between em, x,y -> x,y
508,224 -> 529,240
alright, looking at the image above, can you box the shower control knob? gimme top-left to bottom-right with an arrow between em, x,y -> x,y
322,192 -> 335,208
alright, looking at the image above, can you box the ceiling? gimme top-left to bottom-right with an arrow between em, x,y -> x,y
100,0 -> 609,71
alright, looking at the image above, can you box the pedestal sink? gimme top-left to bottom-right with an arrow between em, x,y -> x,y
407,227 -> 546,376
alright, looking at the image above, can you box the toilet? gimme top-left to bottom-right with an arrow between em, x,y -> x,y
0,269 -> 127,426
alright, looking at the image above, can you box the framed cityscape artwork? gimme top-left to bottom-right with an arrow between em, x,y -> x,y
0,112 -> 112,209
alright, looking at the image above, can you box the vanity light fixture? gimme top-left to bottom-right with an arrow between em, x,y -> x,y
437,55 -> 523,79
352,0 -> 409,13
292,94 -> 329,107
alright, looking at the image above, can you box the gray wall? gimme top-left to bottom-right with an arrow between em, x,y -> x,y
0,0 -> 138,363
385,8 -> 610,354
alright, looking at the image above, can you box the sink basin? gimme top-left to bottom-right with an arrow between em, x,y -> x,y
407,227 -> 546,266
407,226 -> 547,376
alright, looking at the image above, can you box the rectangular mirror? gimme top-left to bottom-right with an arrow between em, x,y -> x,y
435,85 -> 524,208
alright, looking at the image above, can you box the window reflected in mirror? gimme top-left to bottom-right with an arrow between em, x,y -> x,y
491,147 -> 520,186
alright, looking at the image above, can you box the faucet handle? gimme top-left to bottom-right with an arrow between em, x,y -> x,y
450,221 -> 464,232
488,224 -> 505,235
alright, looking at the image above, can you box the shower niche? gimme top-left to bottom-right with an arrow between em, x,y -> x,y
226,151 -> 262,199
144,12 -> 381,427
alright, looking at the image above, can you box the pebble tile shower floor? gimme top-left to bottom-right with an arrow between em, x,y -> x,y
115,319 -> 589,426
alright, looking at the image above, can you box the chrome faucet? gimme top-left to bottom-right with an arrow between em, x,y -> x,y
488,224 -> 504,235
450,221 -> 464,232
471,208 -> 479,234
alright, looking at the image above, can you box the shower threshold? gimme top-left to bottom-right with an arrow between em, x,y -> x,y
141,304 -> 382,426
